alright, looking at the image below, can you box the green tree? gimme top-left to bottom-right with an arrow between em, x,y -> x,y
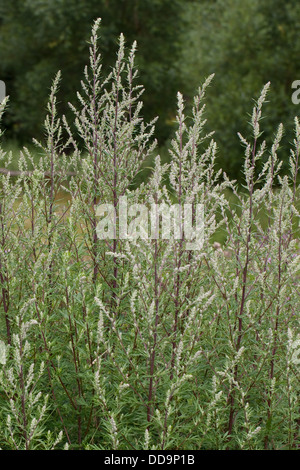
0,0 -> 187,143
181,0 -> 300,180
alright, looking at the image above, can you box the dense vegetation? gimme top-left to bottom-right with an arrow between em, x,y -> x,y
0,0 -> 185,144
181,0 -> 300,179
1,0 -> 300,180
0,20 -> 299,450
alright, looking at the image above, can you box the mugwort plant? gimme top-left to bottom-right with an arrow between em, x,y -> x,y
0,19 -> 299,450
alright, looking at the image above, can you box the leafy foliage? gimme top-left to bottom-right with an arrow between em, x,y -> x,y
0,0 -> 186,143
0,20 -> 299,450
180,0 -> 300,180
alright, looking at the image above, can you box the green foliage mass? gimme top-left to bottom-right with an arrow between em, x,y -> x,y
0,0 -> 185,143
181,0 -> 300,180
1,1 -> 300,181
0,20 -> 299,450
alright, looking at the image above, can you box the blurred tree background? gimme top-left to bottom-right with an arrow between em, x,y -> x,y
0,0 -> 299,181
181,0 -> 300,180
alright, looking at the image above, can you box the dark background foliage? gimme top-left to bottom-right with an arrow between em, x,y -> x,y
0,0 -> 299,180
